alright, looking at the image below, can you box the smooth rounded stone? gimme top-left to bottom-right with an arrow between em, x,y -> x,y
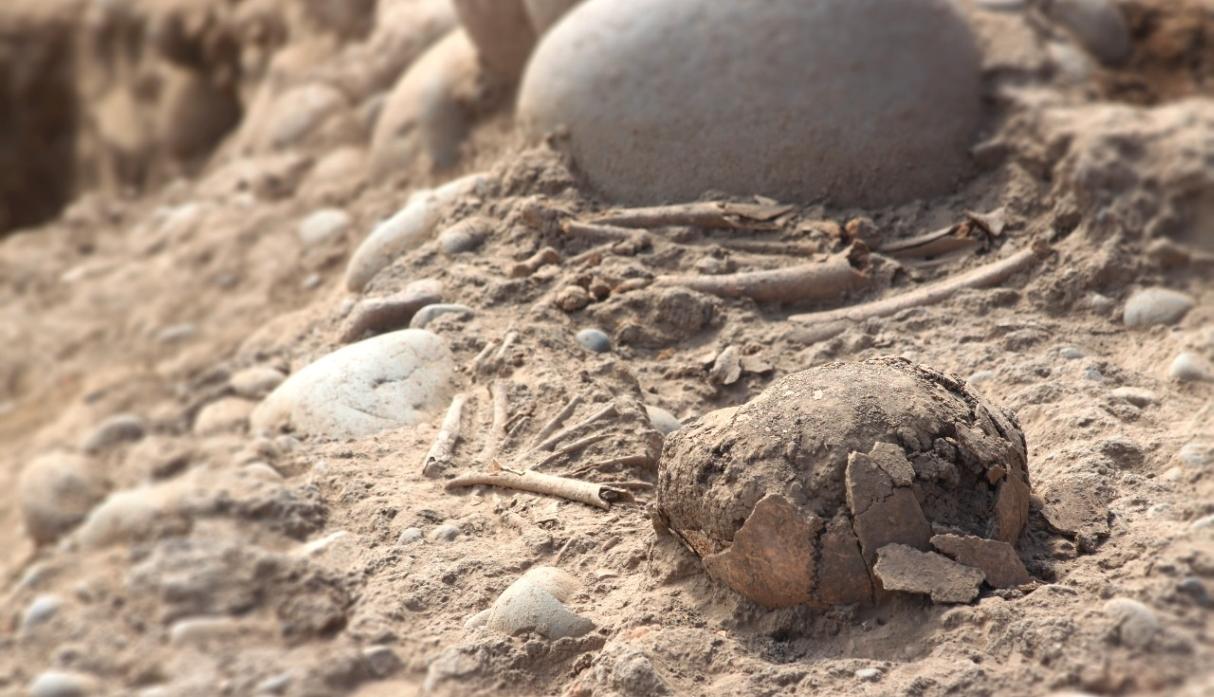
1083,367 -> 1105,382
1110,387 -> 1157,408
645,405 -> 681,435
486,567 -> 593,639
230,367 -> 286,399
28,671 -> 99,697
254,673 -> 292,695
452,0 -> 536,80
344,173 -> 487,292
76,480 -> 188,549
1170,352 -> 1213,382
431,523 -> 460,541
362,645 -> 403,678
1044,0 -> 1131,66
437,217 -> 491,255
523,0 -> 582,33
156,323 -> 197,344
518,0 -> 982,206
1178,442 -> 1213,468
1103,597 -> 1159,649
576,328 -> 611,353
341,279 -> 445,342
967,370 -> 997,385
398,527 -> 424,545
370,31 -> 483,176
1192,514 -> 1214,531
18,453 -> 108,545
659,358 -> 1029,609
251,329 -> 455,439
854,668 -> 882,683
193,397 -> 255,436
242,463 -> 284,482
169,616 -> 248,647
1123,288 -> 1196,327
21,594 -> 63,632
409,304 -> 474,330
257,83 -> 346,151
297,208 -> 352,247
81,413 -> 146,454
1059,347 -> 1084,360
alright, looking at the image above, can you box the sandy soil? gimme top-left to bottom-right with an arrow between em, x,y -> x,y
0,1 -> 1211,696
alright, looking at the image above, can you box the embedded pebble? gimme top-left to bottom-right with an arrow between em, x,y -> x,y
854,668 -> 882,683
1178,442 -> 1213,468
1110,387 -> 1157,408
28,671 -> 99,697
254,674 -> 292,695
193,397 -> 255,435
1083,367 -> 1104,382
18,452 -> 108,544
576,328 -> 611,353
409,303 -> 474,330
156,323 -> 197,344
1103,597 -> 1159,649
345,174 -> 486,292
297,208 -> 351,247
1123,288 -> 1196,327
555,286 -> 592,312
76,481 -> 186,549
967,370 -> 997,385
242,463 -> 283,481
230,367 -> 286,399
21,594 -> 63,632
398,527 -> 424,545
1045,0 -> 1132,66
431,523 -> 460,541
1170,352 -> 1213,382
1192,514 -> 1214,531
518,0 -> 982,206
169,616 -> 248,647
362,645 -> 402,678
485,566 -> 593,639
81,414 -> 146,454
644,405 -> 681,435
251,330 -> 455,438
437,217 -> 490,255
342,280 -> 445,341
1059,347 -> 1084,360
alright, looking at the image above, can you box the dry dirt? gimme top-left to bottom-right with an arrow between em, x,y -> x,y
1,0 -> 1212,696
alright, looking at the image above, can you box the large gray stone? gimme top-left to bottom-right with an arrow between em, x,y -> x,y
1123,288 -> 1195,327
518,0 -> 982,206
251,330 -> 455,438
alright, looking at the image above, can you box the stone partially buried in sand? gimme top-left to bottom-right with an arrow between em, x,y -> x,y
251,329 -> 455,438
485,566 -> 592,639
18,452 -> 108,545
1123,287 -> 1195,327
518,0 -> 982,206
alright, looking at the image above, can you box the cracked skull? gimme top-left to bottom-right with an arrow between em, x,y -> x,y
656,357 -> 1030,608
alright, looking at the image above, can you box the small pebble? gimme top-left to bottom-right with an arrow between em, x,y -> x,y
242,463 -> 283,481
854,667 -> 882,682
1110,387 -> 1157,407
645,405 -> 682,435
19,452 -> 108,544
169,616 -> 246,646
81,414 -> 146,454
409,304 -> 474,330
156,323 -> 197,344
21,594 -> 63,632
1170,352 -> 1212,382
1178,442 -> 1213,468
29,671 -> 98,697
1177,577 -> 1211,607
362,645 -> 402,677
437,217 -> 490,255
576,328 -> 611,353
1083,368 -> 1104,382
967,370 -> 997,385
302,273 -> 323,290
254,673 -> 292,695
398,527 -> 424,545
431,524 -> 460,542
193,397 -> 255,435
555,286 -> 592,312
297,208 -> 352,247
230,367 -> 286,399
1059,347 -> 1084,360
1103,597 -> 1158,649
1123,288 -> 1196,327
275,435 -> 301,452
1191,514 -> 1214,530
